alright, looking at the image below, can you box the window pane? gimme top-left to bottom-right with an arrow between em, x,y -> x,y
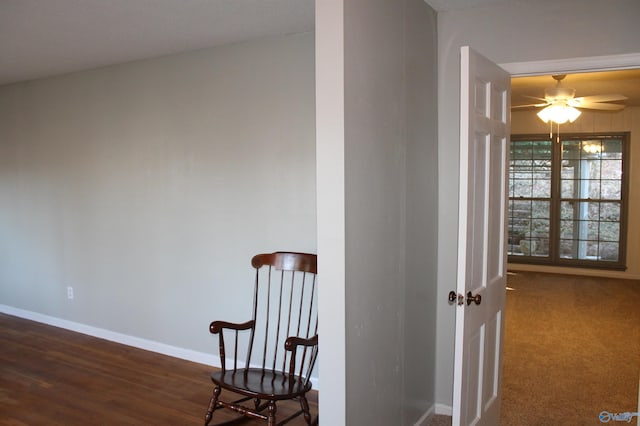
585,220 -> 599,240
510,199 -> 531,216
511,140 -> 552,160
508,198 -> 550,256
511,178 -> 532,198
509,158 -> 551,198
560,201 -> 574,220
581,141 -> 602,159
560,220 -> 574,239
601,160 -> 622,179
559,239 -> 576,259
558,198 -> 622,260
599,242 -> 619,261
562,141 -> 581,160
601,180 -> 621,199
510,141 -> 533,159
508,199 -> 529,255
586,241 -> 598,258
587,180 -> 601,198
561,179 -> 575,198
599,221 -> 619,242
600,202 -> 620,221
531,219 -> 549,256
532,178 -> 551,198
531,200 -> 550,218
603,139 -> 622,155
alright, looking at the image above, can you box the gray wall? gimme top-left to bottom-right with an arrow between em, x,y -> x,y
0,33 -> 316,359
435,0 -> 640,407
404,0 -> 439,422
343,0 -> 438,423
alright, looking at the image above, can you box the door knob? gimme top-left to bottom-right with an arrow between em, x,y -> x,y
448,291 -> 464,306
466,291 -> 481,306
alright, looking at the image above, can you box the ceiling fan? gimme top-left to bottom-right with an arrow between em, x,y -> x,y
512,74 -> 628,121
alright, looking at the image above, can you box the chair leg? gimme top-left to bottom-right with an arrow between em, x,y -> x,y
267,401 -> 277,426
204,386 -> 221,426
299,395 -> 312,425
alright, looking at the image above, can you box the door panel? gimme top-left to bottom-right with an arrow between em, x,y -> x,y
452,46 -> 510,426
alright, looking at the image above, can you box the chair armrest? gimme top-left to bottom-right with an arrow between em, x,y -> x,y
285,334 -> 318,351
209,320 -> 255,371
209,320 -> 254,334
284,335 -> 318,383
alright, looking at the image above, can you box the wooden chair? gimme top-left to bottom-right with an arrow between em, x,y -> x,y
204,252 -> 318,426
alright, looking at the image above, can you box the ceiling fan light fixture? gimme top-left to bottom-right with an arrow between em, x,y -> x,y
537,104 -> 581,124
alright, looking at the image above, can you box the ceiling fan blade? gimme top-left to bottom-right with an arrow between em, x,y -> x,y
523,95 -> 548,102
511,103 -> 548,109
575,102 -> 626,111
572,94 -> 628,104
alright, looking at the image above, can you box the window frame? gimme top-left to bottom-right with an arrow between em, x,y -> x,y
508,132 -> 630,271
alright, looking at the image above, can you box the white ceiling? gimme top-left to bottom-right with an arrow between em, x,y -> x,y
2,0 -> 639,107
0,0 -> 314,85
0,0 -> 514,86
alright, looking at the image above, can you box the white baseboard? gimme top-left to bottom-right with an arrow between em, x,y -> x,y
0,304 -> 319,389
414,405 -> 435,426
506,263 -> 640,280
414,403 -> 452,425
435,403 -> 453,416
0,304 -> 221,365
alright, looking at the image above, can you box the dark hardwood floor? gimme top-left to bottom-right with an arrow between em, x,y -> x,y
0,313 -> 317,425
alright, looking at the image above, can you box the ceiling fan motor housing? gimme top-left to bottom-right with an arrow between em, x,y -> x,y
545,86 -> 576,103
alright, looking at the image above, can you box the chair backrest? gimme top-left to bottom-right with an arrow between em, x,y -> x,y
247,252 -> 318,384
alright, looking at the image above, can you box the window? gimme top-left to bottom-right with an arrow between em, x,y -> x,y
508,133 -> 629,270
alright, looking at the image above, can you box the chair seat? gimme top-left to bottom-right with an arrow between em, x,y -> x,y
211,368 -> 311,400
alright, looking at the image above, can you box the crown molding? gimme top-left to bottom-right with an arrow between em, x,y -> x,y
501,53 -> 640,76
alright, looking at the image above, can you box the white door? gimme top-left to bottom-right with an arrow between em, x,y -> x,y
451,46 -> 510,426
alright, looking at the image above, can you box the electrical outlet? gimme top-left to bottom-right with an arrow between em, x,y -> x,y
67,286 -> 74,300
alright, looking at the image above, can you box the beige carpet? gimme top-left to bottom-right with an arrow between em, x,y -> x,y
501,271 -> 640,425
427,414 -> 452,426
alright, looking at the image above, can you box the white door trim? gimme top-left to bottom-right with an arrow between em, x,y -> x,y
500,52 -> 640,76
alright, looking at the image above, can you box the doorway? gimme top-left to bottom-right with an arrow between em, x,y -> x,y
500,62 -> 640,424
